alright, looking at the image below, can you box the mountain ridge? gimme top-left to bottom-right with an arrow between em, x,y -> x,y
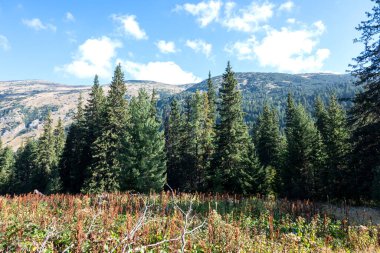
0,72 -> 356,150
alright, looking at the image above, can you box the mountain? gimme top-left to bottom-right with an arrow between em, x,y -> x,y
171,72 -> 356,125
0,80 -> 188,149
0,73 -> 356,150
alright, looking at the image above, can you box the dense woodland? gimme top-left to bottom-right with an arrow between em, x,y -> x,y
0,2 -> 379,202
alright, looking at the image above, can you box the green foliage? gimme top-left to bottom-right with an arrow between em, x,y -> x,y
0,142 -> 15,194
323,95 -> 351,198
284,95 -> 326,199
121,89 -> 166,193
35,111 -> 61,193
349,0 -> 380,199
12,139 -> 38,193
60,94 -> 87,193
1,193 -> 379,252
212,62 -> 260,194
165,98 -> 184,190
83,65 -> 128,193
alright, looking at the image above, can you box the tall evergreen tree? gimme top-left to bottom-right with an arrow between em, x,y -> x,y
255,104 -> 284,194
284,98 -> 325,199
314,96 -> 329,141
60,94 -> 87,193
0,140 -> 15,194
83,75 -> 106,168
165,99 -> 184,190
36,111 -> 61,193
180,96 -> 195,191
83,65 -> 127,193
189,91 -> 212,191
212,62 -> 260,194
206,71 -> 217,124
121,89 -> 166,193
349,0 -> 380,198
324,95 -> 351,198
255,104 -> 283,168
54,118 -> 65,160
12,139 -> 38,193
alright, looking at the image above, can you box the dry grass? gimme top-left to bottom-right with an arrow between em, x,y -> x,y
0,193 -> 379,252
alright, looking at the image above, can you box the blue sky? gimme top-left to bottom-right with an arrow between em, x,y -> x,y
0,0 -> 373,85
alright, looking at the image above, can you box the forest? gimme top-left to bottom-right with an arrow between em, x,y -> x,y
0,55 -> 377,202
0,1 -> 380,252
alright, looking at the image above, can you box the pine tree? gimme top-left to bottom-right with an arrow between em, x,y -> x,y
324,95 -> 351,198
13,139 -> 38,193
255,104 -> 283,168
83,65 -> 127,193
314,96 -> 329,141
189,91 -> 212,191
36,111 -> 61,193
60,94 -> 87,193
54,118 -> 65,160
212,62 -> 260,194
349,0 -> 380,198
255,104 -> 284,194
314,96 -> 330,196
121,89 -> 166,193
180,96 -> 195,191
284,99 -> 325,199
165,99 -> 184,190
83,75 -> 106,169
206,71 -> 217,124
0,140 -> 15,194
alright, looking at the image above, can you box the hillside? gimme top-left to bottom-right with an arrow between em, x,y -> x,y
0,73 -> 356,150
0,80 -> 187,149
166,72 -> 356,124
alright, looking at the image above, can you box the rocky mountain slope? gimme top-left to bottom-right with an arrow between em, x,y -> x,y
0,73 -> 356,150
0,80 -> 188,149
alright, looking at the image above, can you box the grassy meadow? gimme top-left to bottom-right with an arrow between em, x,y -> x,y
0,192 -> 379,252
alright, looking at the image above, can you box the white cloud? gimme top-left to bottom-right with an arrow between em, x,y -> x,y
225,36 -> 256,60
222,1 -> 274,32
0,35 -> 10,51
65,12 -> 75,22
177,1 -> 274,32
22,18 -> 57,32
287,18 -> 296,24
185,39 -> 212,57
278,1 -> 294,12
176,0 -> 222,27
226,21 -> 330,72
118,60 -> 202,85
156,40 -> 177,54
56,36 -> 122,79
112,14 -> 147,40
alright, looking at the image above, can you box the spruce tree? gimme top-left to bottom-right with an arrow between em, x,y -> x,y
0,140 -> 15,194
314,96 -> 329,141
284,99 -> 325,199
60,94 -> 87,193
180,96 -> 195,191
189,91 -> 212,191
13,139 -> 38,193
206,71 -> 217,124
255,104 -> 282,168
212,62 -> 260,194
121,89 -> 166,193
83,75 -> 106,170
325,95 -> 351,198
36,111 -> 61,193
83,65 -> 127,193
54,118 -> 65,160
165,99 -> 184,190
255,104 -> 284,194
349,0 -> 380,198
